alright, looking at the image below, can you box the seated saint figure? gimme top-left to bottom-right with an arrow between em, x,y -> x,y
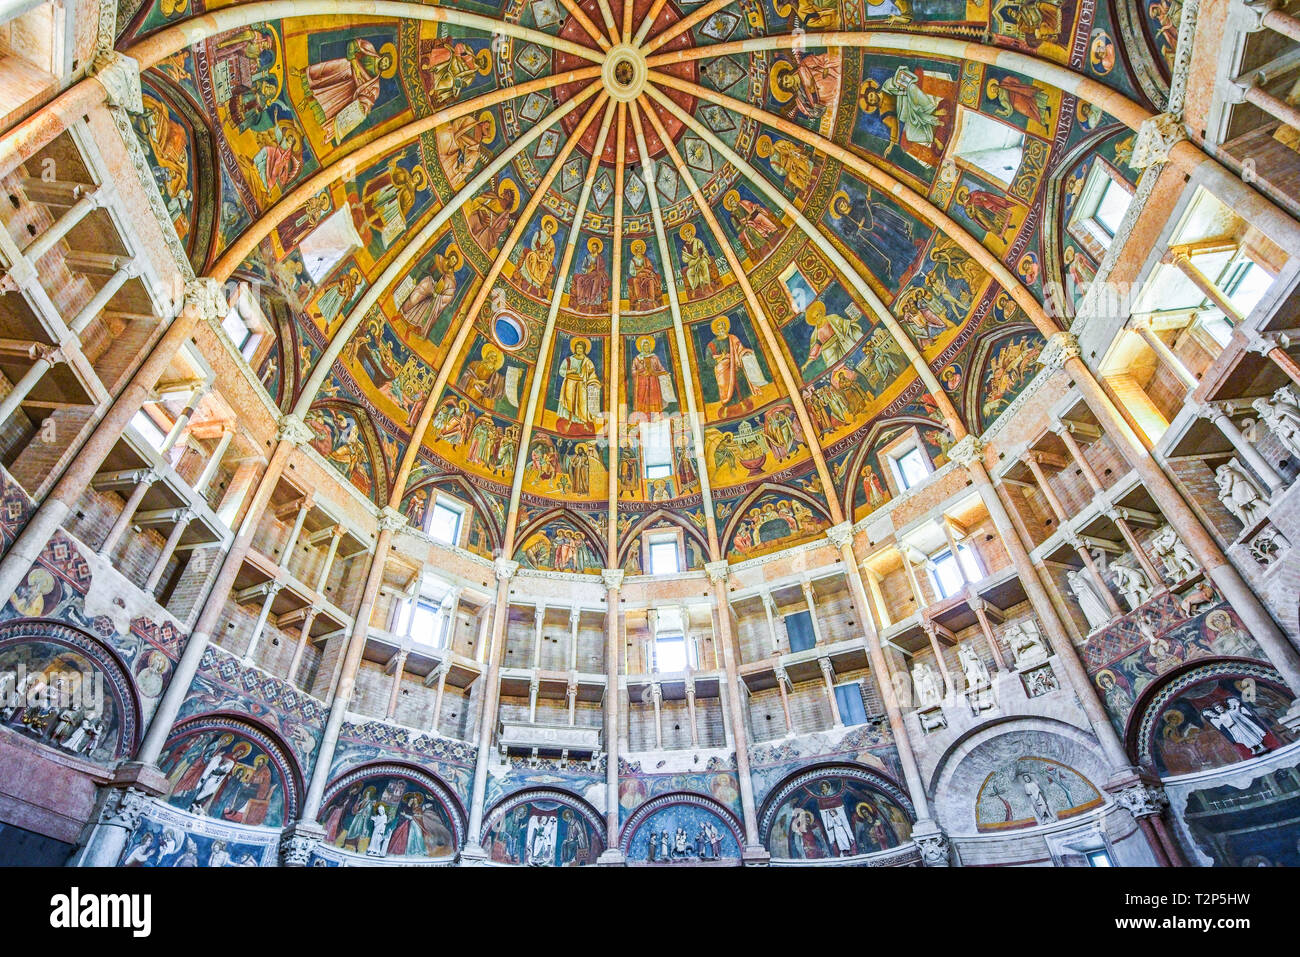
627,239 -> 663,310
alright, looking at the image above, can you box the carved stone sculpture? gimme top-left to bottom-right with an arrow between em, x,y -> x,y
1004,619 -> 1048,669
1110,562 -> 1153,611
1252,386 -> 1300,459
911,663 -> 942,709
1150,525 -> 1198,582
1214,458 -> 1269,528
958,643 -> 991,691
1066,569 -> 1113,631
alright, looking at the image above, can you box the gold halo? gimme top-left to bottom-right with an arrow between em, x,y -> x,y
755,135 -> 773,159
480,342 -> 504,369
587,237 -> 603,253
769,60 -> 795,103
630,238 -> 646,254
803,301 -> 826,325
444,243 -> 461,269
477,110 -> 496,144
711,315 -> 731,335
541,214 -> 558,235
570,336 -> 591,354
985,78 -> 1001,99
679,223 -> 696,240
722,189 -> 740,210
475,48 -> 493,75
379,42 -> 399,78
636,335 -> 655,354
500,179 -> 520,212
829,189 -> 851,219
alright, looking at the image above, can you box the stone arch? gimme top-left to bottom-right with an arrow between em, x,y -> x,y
843,414 -> 946,518
720,481 -> 831,557
317,761 -> 465,859
401,472 -> 503,554
480,787 -> 606,866
618,790 -> 744,863
304,400 -> 391,506
155,713 -> 304,827
1126,659 -> 1296,778
617,506 -> 711,570
513,507 -> 607,574
132,71 -> 219,273
757,762 -> 915,862
0,618 -> 143,763
965,324 -> 1046,433
928,717 -> 1112,836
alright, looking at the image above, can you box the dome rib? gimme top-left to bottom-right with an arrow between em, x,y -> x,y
501,95 -> 617,558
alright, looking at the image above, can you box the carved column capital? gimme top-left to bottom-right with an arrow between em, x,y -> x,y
276,413 -> 316,447
704,560 -> 729,583
1110,778 -> 1169,818
601,568 -> 624,590
494,558 -> 519,582
279,822 -> 324,867
1130,113 -> 1187,170
92,50 -> 142,113
824,521 -> 854,548
1037,332 -> 1082,371
98,785 -> 151,831
183,277 -> 226,324
911,821 -> 951,867
818,656 -> 835,681
947,435 -> 986,469
376,506 -> 408,533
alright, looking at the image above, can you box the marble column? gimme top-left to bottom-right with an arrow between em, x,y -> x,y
825,524 -> 944,863
774,663 -> 794,736
761,592 -> 781,652
1201,405 -> 1286,494
801,579 -> 825,647
921,620 -> 956,697
819,656 -> 843,727
193,424 -> 235,496
459,558 -> 517,863
97,469 -> 157,557
598,568 -> 625,865
143,506 -> 191,595
970,599 -> 1008,673
705,561 -> 770,865
385,650 -> 408,721
242,581 -> 283,666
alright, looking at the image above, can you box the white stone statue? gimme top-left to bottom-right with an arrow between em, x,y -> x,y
1150,525 -> 1198,582
1067,569 -> 1113,631
1215,458 -> 1269,528
958,643 -> 991,692
1252,386 -> 1300,458
1004,619 -> 1048,669
1110,562 -> 1153,611
911,662 -> 942,709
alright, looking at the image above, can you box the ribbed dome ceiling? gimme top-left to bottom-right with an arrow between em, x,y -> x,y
119,0 -> 1164,575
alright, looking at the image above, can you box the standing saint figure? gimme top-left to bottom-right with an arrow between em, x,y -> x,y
801,300 -> 862,373
723,190 -> 781,257
631,335 -> 671,417
557,337 -> 600,436
299,39 -> 393,143
707,315 -> 762,415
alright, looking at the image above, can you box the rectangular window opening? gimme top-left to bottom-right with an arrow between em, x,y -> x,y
428,501 -> 463,547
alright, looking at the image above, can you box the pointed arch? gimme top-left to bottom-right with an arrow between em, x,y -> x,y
305,399 -> 390,506
719,480 -> 832,557
615,506 -> 710,568
513,506 -> 608,574
842,414 -> 949,518
966,323 -> 1047,434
